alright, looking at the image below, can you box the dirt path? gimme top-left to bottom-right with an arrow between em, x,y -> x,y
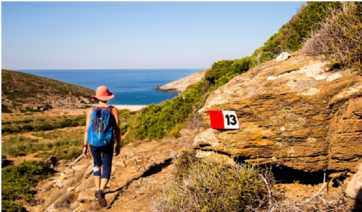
29,128 -> 199,212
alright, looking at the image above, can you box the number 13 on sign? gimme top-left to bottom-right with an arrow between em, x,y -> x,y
209,110 -> 239,130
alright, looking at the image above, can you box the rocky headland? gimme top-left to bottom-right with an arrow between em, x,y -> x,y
155,69 -> 208,93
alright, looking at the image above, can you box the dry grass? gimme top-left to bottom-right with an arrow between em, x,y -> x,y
154,149 -> 355,211
303,2 -> 362,74
154,149 -> 283,212
271,190 -> 353,211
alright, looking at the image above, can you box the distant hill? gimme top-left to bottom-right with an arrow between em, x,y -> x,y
2,69 -> 94,112
155,69 -> 209,94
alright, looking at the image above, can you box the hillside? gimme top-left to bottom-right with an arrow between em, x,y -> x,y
2,69 -> 94,112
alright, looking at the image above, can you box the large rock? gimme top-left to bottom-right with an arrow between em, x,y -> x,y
346,162 -> 362,209
196,51 -> 362,172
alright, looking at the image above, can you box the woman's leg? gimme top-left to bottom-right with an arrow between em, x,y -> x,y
100,144 -> 114,191
89,145 -> 103,191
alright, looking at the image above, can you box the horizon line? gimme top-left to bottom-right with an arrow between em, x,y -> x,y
5,68 -> 207,70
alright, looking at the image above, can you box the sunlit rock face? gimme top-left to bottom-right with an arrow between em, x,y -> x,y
196,51 -> 362,173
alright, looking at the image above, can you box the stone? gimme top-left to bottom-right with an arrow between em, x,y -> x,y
346,162 -> 362,209
276,52 -> 291,62
195,150 -> 236,166
33,205 -> 44,212
44,156 -> 57,169
197,51 -> 362,172
77,189 -> 95,202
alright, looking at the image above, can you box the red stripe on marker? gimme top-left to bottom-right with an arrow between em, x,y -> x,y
209,110 -> 225,129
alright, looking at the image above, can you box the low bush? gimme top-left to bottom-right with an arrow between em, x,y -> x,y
21,124 -> 34,132
53,147 -> 82,161
156,150 -> 281,211
2,136 -> 39,157
2,136 -> 82,157
303,2 -> 362,75
205,57 -> 251,89
249,2 -> 342,68
2,105 -> 13,113
13,119 -> 33,124
120,123 -> 129,136
2,126 -> 21,134
126,79 -> 206,142
2,115 -> 86,135
20,107 -> 40,113
1,201 -> 26,212
2,160 -> 52,211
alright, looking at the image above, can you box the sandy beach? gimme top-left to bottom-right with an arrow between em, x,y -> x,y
113,104 -> 147,111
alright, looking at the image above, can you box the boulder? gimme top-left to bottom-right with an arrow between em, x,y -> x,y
346,162 -> 362,209
276,52 -> 291,62
196,51 -> 362,172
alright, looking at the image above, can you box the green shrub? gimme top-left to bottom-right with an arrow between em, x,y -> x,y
34,123 -> 54,131
11,101 -> 21,107
156,150 -> 281,211
21,124 -> 34,132
120,124 -> 129,136
54,147 -> 82,161
2,105 -> 13,113
2,136 -> 39,157
205,57 -> 251,89
1,201 -> 26,212
2,136 -> 82,157
2,160 -> 51,210
2,154 -> 6,166
2,126 -> 20,134
13,119 -> 32,124
303,2 -> 362,75
126,80 -> 206,142
6,93 -> 17,101
249,2 -> 341,68
169,127 -> 181,138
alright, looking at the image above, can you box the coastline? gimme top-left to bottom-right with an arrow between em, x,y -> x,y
112,104 -> 147,111
155,69 -> 208,94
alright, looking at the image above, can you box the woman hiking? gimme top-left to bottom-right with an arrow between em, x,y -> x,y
83,85 -> 121,207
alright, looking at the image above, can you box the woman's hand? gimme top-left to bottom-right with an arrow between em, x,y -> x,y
115,144 -> 121,156
83,146 -> 89,158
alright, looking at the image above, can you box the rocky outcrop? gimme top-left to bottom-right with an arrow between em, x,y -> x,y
155,69 -> 208,93
346,161 -> 362,209
195,51 -> 362,173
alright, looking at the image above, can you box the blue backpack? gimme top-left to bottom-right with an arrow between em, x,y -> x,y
88,106 -> 114,147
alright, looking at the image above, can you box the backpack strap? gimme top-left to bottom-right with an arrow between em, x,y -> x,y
92,105 -> 113,112
106,106 -> 113,112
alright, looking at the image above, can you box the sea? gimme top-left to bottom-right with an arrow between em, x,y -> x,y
16,69 -> 203,105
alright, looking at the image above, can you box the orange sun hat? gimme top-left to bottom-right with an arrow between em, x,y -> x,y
92,86 -> 114,101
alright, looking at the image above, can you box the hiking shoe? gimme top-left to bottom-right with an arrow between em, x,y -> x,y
95,190 -> 107,207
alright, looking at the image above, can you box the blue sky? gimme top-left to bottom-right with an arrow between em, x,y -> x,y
2,1 -> 304,69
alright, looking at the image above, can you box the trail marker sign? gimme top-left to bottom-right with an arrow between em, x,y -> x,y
209,110 -> 239,130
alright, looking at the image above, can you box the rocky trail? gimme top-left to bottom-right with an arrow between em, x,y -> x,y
29,128 -> 199,212
26,126 -> 355,212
